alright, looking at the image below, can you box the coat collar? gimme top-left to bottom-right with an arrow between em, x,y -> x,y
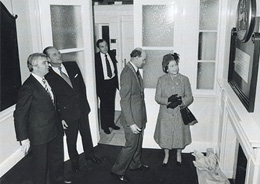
127,62 -> 144,91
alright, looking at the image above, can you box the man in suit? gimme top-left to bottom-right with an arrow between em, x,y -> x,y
14,53 -> 67,184
111,48 -> 149,182
43,46 -> 101,174
95,39 -> 120,134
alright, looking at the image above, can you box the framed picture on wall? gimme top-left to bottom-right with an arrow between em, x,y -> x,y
0,2 -> 21,111
228,27 -> 260,112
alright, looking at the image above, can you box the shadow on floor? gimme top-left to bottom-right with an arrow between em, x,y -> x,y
1,144 -> 199,184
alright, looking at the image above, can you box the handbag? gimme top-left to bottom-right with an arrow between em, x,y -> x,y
180,107 -> 198,125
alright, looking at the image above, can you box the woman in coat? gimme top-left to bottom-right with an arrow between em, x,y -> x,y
154,53 -> 193,167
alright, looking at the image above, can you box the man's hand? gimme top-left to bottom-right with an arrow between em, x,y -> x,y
62,120 -> 69,129
21,139 -> 30,156
130,124 -> 142,134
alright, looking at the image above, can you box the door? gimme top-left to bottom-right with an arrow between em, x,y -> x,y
38,0 -> 99,159
93,5 -> 134,111
134,0 -> 199,148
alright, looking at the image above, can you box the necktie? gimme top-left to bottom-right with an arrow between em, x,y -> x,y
105,54 -> 112,78
58,66 -> 73,88
42,77 -> 54,103
136,69 -> 142,85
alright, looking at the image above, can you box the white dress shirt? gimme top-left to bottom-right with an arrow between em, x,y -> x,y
51,63 -> 69,77
31,73 -> 54,100
100,52 -> 115,80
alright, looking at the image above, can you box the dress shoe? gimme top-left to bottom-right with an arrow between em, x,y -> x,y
130,165 -> 149,171
64,176 -> 72,184
71,163 -> 79,172
176,161 -> 182,166
104,129 -> 111,134
86,156 -> 101,164
64,179 -> 72,184
162,163 -> 168,168
111,172 -> 130,182
110,125 -> 120,130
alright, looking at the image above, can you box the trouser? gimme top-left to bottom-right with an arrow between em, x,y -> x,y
64,114 -> 94,166
98,77 -> 117,130
32,133 -> 64,184
111,127 -> 144,175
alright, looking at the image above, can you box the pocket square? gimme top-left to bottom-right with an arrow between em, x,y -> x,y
74,74 -> 78,78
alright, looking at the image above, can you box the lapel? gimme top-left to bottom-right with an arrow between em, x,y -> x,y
63,62 -> 79,88
97,52 -> 102,65
107,51 -> 117,74
29,75 -> 55,105
98,51 -> 117,76
62,63 -> 74,89
97,52 -> 104,77
127,62 -> 144,92
48,67 -> 74,92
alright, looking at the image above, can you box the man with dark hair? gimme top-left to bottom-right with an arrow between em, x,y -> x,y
14,53 -> 68,184
95,39 -> 120,134
111,48 -> 149,182
44,46 -> 100,174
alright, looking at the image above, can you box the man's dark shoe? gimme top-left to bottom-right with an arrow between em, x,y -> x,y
71,163 -> 79,172
86,156 -> 101,164
110,125 -> 120,130
64,176 -> 72,184
104,129 -> 111,134
176,161 -> 182,166
64,179 -> 72,184
111,172 -> 130,182
130,165 -> 149,171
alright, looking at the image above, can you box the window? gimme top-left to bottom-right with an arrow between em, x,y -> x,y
196,0 -> 219,90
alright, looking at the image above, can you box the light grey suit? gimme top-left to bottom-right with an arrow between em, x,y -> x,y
111,62 -> 147,175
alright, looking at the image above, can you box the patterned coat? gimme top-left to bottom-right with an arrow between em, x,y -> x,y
154,73 -> 193,149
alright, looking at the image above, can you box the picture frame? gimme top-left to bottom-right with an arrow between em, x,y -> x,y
228,27 -> 260,112
0,2 -> 21,111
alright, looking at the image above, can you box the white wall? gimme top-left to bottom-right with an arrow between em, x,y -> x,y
1,0 -> 260,177
0,0 -> 99,177
224,0 -> 260,126
0,0 -> 35,177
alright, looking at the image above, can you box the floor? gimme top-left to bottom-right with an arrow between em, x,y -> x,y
1,144 -> 199,184
1,110 -> 234,184
98,110 -> 235,184
98,111 -> 125,146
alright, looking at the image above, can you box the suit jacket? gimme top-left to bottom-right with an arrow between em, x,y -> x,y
45,61 -> 90,123
14,75 -> 59,146
119,62 -> 147,129
95,50 -> 119,96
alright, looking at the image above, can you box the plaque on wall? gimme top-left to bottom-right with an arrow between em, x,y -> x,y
228,27 -> 260,112
236,0 -> 256,42
0,2 -> 21,111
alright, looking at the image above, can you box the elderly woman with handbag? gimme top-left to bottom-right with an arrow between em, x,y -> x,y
154,53 -> 194,167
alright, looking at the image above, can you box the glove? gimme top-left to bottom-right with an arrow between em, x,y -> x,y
167,98 -> 182,109
168,94 -> 178,102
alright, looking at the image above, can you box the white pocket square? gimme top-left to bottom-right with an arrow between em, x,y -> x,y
74,74 -> 78,78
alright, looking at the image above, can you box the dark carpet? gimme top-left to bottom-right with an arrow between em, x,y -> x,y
1,144 -> 199,184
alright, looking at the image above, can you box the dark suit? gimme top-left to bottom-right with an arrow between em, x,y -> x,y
14,75 -> 63,184
111,62 -> 147,175
45,61 -> 94,167
95,51 -> 119,130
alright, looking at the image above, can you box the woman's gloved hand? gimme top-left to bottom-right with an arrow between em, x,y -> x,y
168,94 -> 179,102
167,98 -> 182,109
